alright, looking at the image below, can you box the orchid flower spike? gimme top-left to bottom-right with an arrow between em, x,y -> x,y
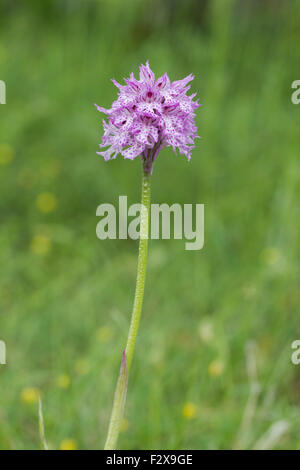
95,61 -> 200,174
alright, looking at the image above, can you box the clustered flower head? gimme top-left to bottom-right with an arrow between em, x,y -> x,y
95,61 -> 200,173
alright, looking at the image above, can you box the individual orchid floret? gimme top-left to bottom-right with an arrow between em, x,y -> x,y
95,61 -> 200,173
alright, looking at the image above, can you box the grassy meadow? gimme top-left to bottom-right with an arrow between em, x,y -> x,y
0,0 -> 300,450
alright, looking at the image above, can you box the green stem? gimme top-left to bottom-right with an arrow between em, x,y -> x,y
104,167 -> 151,450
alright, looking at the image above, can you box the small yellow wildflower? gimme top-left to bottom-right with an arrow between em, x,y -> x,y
96,326 -> 113,343
36,192 -> 57,213
120,418 -> 129,432
75,359 -> 90,375
182,402 -> 197,420
0,144 -> 14,165
30,235 -> 51,255
198,320 -> 214,343
56,374 -> 70,389
60,438 -> 77,451
208,359 -> 224,377
262,247 -> 281,266
20,387 -> 40,404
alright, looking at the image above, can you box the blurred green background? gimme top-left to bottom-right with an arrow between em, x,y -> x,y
0,0 -> 300,450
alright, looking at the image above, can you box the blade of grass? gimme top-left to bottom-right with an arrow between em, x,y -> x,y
38,395 -> 49,450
